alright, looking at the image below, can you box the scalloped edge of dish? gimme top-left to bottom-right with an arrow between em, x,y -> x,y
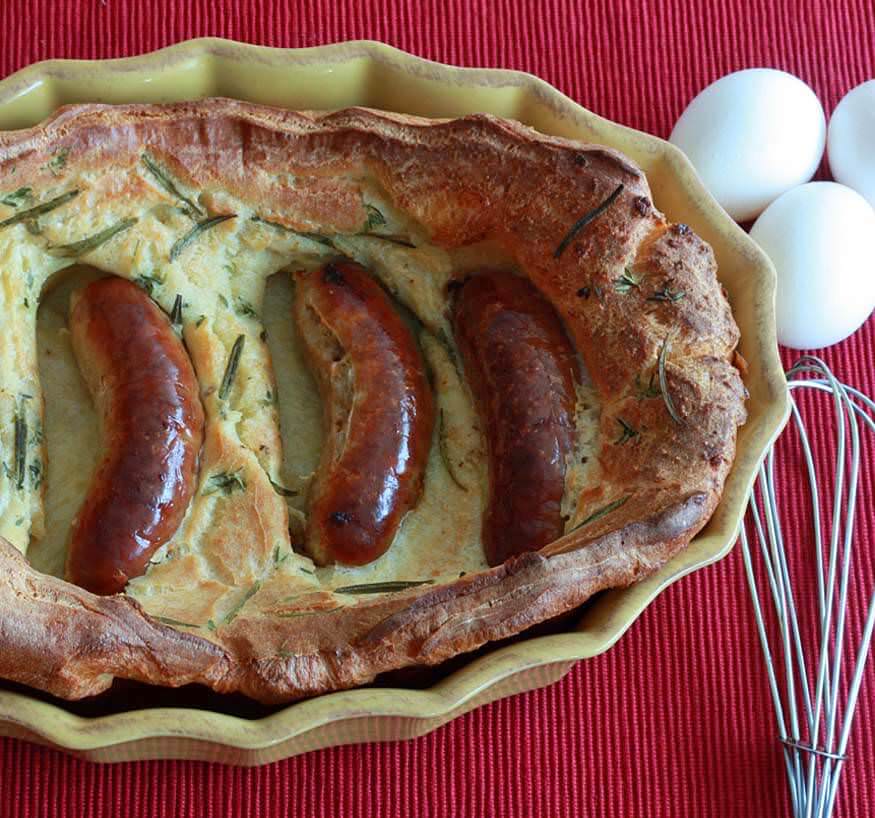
0,38 -> 789,764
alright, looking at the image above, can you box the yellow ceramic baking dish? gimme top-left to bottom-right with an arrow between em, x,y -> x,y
0,38 -> 788,764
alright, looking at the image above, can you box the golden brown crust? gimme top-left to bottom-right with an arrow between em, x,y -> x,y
0,99 -> 746,703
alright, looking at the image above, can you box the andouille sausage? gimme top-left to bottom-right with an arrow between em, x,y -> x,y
66,277 -> 204,595
452,271 -> 578,566
294,260 -> 435,565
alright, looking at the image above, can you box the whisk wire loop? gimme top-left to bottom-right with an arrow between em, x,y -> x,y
740,357 -> 874,818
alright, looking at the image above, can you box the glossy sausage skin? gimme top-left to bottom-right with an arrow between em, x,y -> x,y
294,261 -> 435,565
66,277 -> 204,595
452,271 -> 578,566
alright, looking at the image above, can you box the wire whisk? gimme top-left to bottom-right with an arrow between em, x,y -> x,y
740,356 -> 875,818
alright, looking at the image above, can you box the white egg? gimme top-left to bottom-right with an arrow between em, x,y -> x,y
670,69 -> 826,221
828,80 -> 875,209
750,182 -> 875,349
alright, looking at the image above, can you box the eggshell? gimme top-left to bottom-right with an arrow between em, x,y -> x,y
828,79 -> 875,209
750,182 -> 875,349
670,69 -> 826,221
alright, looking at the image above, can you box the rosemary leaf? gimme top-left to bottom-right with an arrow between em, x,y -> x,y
273,605 -> 322,620
333,579 -> 435,595
613,268 -> 643,294
275,609 -> 340,621
203,470 -> 246,496
223,581 -> 262,625
234,298 -> 258,319
132,273 -> 165,296
1,187 -> 31,208
554,184 -> 624,259
438,409 -> 468,491
658,338 -> 684,425
363,204 -> 386,230
0,188 -> 79,230
360,233 -> 416,248
218,335 -> 245,400
273,545 -> 291,566
614,418 -> 639,445
140,153 -> 205,219
154,616 -> 200,629
47,217 -> 137,258
270,478 -> 298,498
46,148 -> 69,176
29,461 -> 42,490
13,413 -> 26,491
170,213 -> 236,262
635,372 -> 661,400
568,496 -> 630,534
169,294 -> 183,326
250,215 -> 334,246
648,284 -> 686,303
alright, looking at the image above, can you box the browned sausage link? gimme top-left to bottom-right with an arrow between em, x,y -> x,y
294,261 -> 435,566
452,270 -> 578,566
66,277 -> 204,595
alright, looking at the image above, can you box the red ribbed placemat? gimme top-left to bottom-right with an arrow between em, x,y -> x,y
1,2 -> 873,816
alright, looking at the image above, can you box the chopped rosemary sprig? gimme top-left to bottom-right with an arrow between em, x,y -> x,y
273,545 -> 290,565
154,616 -> 200,629
438,409 -> 468,491
132,273 -> 165,296
170,213 -> 236,262
635,371 -> 661,400
1,187 -> 31,208
13,412 -> 26,491
613,268 -> 643,294
554,183 -> 624,259
568,495 -> 630,534
250,215 -> 334,246
204,470 -> 247,496
140,153 -> 205,219
275,611 -> 335,621
270,478 -> 298,498
578,283 -> 607,303
614,418 -> 639,445
0,188 -> 79,230
648,283 -> 686,303
359,233 -> 416,248
222,581 -> 262,626
658,337 -> 683,425
46,148 -> 69,176
169,294 -> 183,326
333,579 -> 435,595
363,204 -> 386,231
234,298 -> 258,319
29,420 -> 43,446
47,217 -> 137,257
218,334 -> 245,400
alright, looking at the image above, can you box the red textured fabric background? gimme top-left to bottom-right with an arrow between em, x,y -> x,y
1,1 -> 874,816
